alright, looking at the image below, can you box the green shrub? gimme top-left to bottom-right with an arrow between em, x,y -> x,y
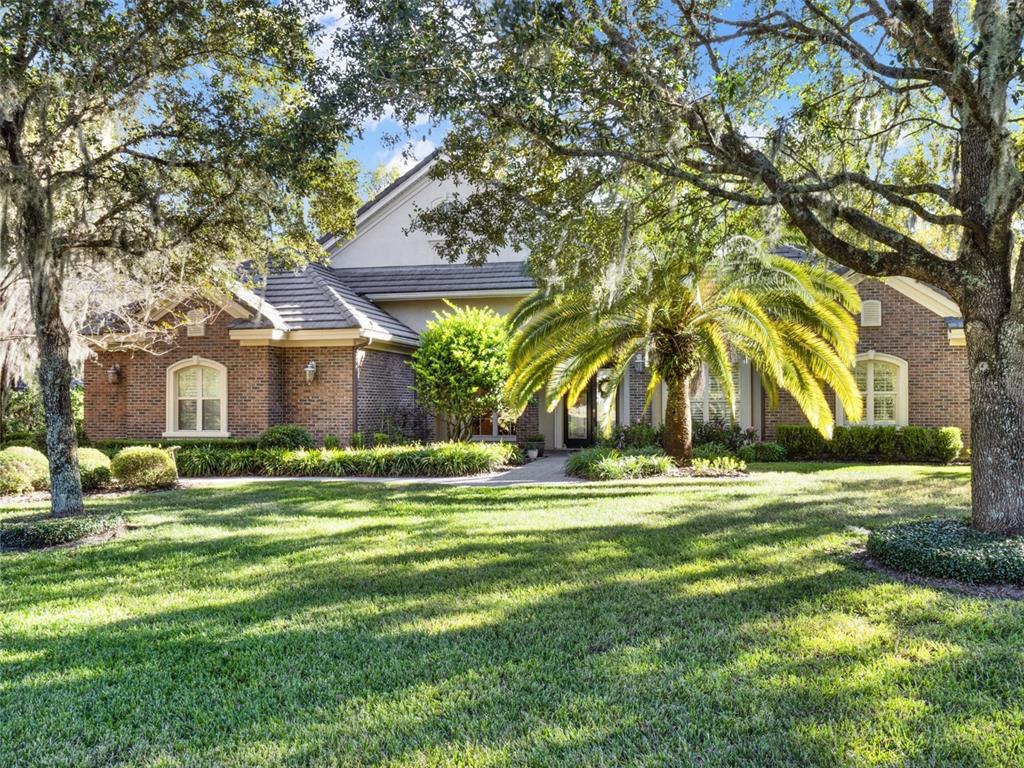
829,426 -> 878,461
171,442 -> 520,479
691,456 -> 747,477
111,447 -> 177,489
599,423 -> 663,449
867,519 -> 1024,585
737,442 -> 787,462
323,434 -> 340,450
0,446 -> 50,494
372,432 -> 390,448
78,448 -> 112,492
777,425 -> 828,460
933,427 -> 964,463
776,424 -> 962,463
350,432 -> 366,449
1,514 -> 123,550
692,442 -> 732,460
257,425 -> 314,450
692,418 -> 756,452
566,447 -> 672,480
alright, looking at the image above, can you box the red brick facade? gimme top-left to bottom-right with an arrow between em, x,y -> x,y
85,307 -> 360,445
356,348 -> 433,440
762,279 -> 971,444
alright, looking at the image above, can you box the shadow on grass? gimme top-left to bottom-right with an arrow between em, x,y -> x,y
5,465 -> 1010,767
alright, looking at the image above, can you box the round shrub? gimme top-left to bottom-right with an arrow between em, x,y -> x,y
867,519 -> 1024,585
78,448 -> 112,492
1,514 -> 124,550
0,446 -> 50,494
111,446 -> 178,489
257,424 -> 314,450
738,442 -> 786,462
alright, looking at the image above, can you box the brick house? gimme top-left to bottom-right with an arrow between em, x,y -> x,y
84,155 -> 971,448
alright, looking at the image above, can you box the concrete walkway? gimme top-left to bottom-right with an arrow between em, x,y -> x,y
180,452 -> 577,489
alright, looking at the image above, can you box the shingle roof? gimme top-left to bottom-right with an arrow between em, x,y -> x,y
228,266 -> 419,345
331,261 -> 535,296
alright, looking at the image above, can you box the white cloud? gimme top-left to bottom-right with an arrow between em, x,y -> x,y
384,138 -> 437,174
313,6 -> 351,60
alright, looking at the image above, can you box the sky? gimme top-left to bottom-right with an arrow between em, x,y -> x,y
315,8 -> 445,187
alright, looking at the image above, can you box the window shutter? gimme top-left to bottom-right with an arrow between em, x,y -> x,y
860,300 -> 882,327
186,309 -> 206,337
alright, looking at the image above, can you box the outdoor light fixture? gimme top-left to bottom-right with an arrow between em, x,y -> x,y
107,364 -> 121,384
304,360 -> 317,384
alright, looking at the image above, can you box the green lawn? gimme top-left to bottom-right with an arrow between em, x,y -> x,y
4,464 -> 1024,767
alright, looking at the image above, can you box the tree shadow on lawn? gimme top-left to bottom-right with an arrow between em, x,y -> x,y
4,467 -> 1002,767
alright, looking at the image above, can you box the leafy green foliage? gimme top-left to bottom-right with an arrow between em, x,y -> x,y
323,435 -> 341,450
173,442 -> 521,478
566,447 -> 672,480
93,438 -> 261,456
691,456 -> 748,477
598,423 -> 663,449
77,448 -> 112,492
257,425 -> 315,450
868,519 -> 1024,585
411,304 -> 512,441
111,447 -> 177,490
778,425 -> 962,463
693,419 -> 758,453
0,514 -> 123,550
0,447 -> 50,494
738,442 -> 787,463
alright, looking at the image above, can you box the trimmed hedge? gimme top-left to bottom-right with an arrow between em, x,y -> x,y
777,424 -> 963,463
0,447 -> 50,494
566,447 -> 672,480
111,447 -> 178,489
174,441 -> 522,478
1,514 -> 124,550
737,442 -> 787,462
78,448 -> 113,492
867,519 -> 1024,585
257,425 -> 314,450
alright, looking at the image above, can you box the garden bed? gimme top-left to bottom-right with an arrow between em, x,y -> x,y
0,513 -> 125,551
867,518 -> 1024,586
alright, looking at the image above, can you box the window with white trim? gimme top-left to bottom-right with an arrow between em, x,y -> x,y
165,358 -> 228,436
838,353 -> 909,427
691,363 -> 739,423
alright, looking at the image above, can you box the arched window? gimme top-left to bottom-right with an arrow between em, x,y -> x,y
164,357 -> 229,437
837,352 -> 908,427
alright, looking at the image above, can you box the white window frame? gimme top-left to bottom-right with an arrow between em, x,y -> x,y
836,351 -> 909,427
470,411 -> 517,442
690,362 -> 744,424
164,356 -> 230,437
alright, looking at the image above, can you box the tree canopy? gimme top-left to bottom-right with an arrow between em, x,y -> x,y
332,0 -> 1024,532
2,0 -> 360,515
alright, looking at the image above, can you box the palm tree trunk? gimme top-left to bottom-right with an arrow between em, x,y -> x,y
663,374 -> 693,465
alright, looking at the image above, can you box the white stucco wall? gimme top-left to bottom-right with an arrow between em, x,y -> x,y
375,296 -> 524,335
329,173 -> 525,268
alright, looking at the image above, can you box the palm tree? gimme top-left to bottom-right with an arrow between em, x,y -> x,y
506,244 -> 863,463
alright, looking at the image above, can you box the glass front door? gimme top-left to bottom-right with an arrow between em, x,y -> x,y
564,386 -> 592,447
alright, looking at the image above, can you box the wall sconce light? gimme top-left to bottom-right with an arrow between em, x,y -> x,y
303,360 -> 317,384
107,364 -> 121,384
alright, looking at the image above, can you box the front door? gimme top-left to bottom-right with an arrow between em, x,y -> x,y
563,370 -> 619,448
564,381 -> 594,448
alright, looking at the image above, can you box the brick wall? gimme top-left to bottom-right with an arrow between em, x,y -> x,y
515,401 -> 540,445
762,279 -> 971,444
628,358 -> 654,424
355,348 -> 433,440
84,305 -> 358,444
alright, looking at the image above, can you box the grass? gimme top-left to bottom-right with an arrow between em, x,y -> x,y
3,463 -> 1024,767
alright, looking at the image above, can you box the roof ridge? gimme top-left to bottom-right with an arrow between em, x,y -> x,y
304,265 -> 365,328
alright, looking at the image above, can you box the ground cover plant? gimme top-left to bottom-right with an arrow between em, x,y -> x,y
7,464 -> 1024,767
565,446 -> 673,480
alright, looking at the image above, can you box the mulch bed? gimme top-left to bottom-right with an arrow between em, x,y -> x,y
850,548 -> 1024,601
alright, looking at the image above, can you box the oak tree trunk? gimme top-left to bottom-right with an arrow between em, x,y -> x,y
965,313 -> 1024,533
23,198 -> 83,517
662,374 -> 693,465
